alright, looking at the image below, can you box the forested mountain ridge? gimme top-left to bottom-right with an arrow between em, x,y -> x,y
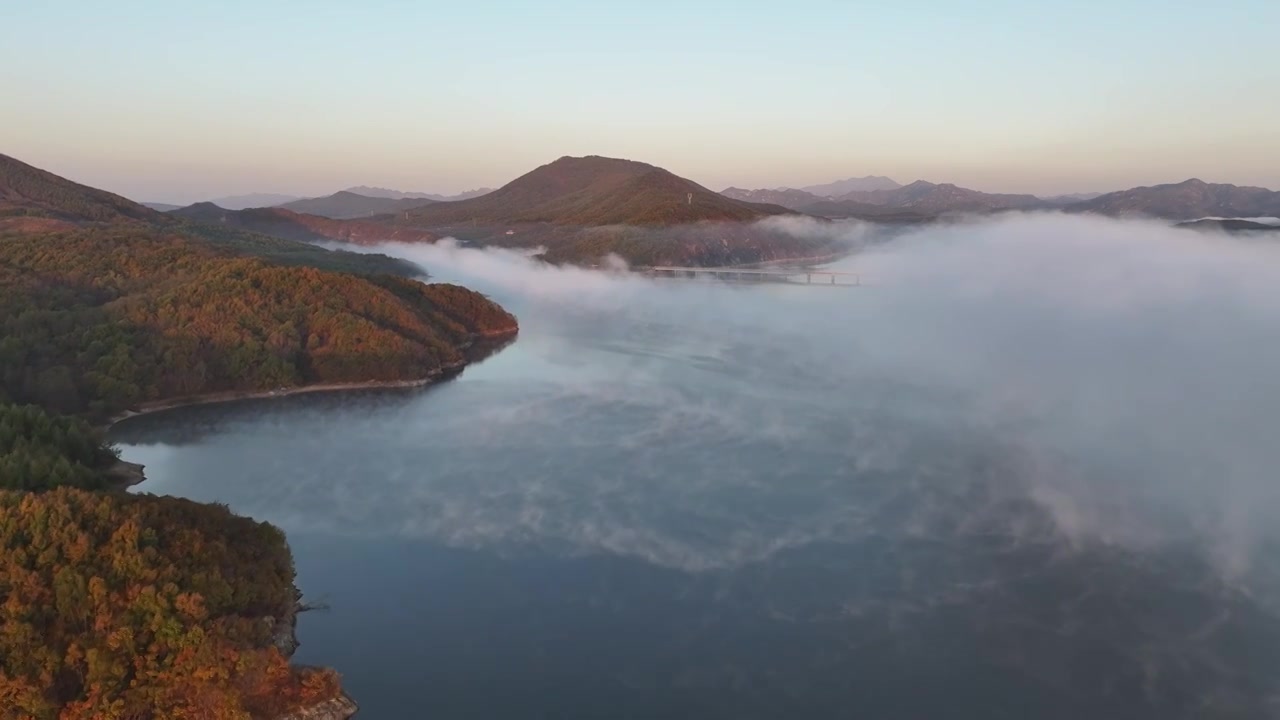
0,153 -> 430,277
0,162 -> 518,718
0,227 -> 516,420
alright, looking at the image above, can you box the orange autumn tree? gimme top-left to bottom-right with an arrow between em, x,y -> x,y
0,488 -> 339,719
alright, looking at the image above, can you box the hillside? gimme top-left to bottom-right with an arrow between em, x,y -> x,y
0,153 -> 166,226
171,202 -> 440,245
801,175 -> 901,196
835,180 -> 1046,214
143,201 -> 182,211
278,191 -> 437,219
721,187 -> 825,210
1066,179 -> 1280,220
402,155 -> 790,228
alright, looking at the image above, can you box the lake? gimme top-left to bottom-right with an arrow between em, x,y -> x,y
111,219 -> 1280,719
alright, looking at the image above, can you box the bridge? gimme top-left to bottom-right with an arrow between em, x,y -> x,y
640,266 -> 861,286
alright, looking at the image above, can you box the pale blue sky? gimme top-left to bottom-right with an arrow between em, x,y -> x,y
3,0 -> 1277,203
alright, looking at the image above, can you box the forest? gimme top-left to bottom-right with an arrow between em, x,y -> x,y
0,216 -> 517,716
0,486 -> 341,719
0,227 -> 517,419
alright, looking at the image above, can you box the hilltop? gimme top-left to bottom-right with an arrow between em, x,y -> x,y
1066,179 -> 1280,220
394,156 -> 831,266
277,191 -> 437,219
403,155 -> 789,228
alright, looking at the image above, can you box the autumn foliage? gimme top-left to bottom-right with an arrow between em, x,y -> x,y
0,227 -> 516,419
0,488 -> 340,719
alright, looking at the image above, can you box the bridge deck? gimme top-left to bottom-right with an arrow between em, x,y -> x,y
641,266 -> 860,286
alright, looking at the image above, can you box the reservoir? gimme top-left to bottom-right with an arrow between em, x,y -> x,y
111,222 -> 1280,719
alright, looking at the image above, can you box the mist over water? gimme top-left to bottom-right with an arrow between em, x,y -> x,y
114,214 -> 1280,718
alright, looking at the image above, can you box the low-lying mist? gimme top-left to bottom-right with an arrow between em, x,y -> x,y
353,213 -> 1280,578
131,214 -> 1280,589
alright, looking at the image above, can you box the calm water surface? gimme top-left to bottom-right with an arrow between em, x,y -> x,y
111,244 -> 1280,719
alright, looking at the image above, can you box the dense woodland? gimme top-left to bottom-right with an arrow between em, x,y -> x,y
0,486 -> 340,719
0,227 -> 516,420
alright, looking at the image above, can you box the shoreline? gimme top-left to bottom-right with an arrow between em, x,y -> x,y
104,375 -> 446,431
103,329 -> 518,432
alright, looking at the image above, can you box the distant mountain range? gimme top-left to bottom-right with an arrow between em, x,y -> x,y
207,193 -> 303,210
801,176 -> 902,196
725,177 -> 1044,217
1066,179 -> 1280,220
723,176 -> 1280,222
344,186 -> 494,202
168,203 -> 438,245
720,187 -> 828,210
166,187 -> 495,215
277,191 -> 437,219
832,180 -> 1045,214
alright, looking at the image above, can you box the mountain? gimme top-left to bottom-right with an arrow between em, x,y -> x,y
404,155 -> 790,228
344,185 -> 495,202
392,156 -> 834,266
0,153 -> 166,227
169,203 -> 439,246
801,175 -> 902,197
209,192 -> 302,210
835,180 -> 1046,214
143,201 -> 183,212
1066,179 -> 1280,220
721,187 -> 825,210
277,191 -> 437,219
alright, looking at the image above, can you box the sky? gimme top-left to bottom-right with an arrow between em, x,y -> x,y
2,0 -> 1278,203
